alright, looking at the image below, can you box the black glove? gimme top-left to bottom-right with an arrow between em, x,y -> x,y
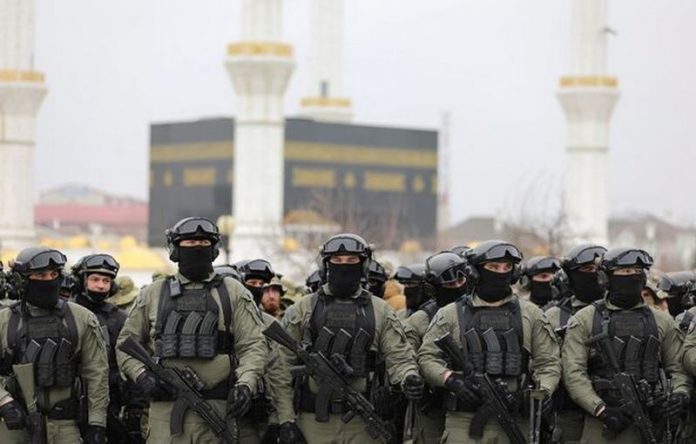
0,400 -> 26,430
227,384 -> 252,418
598,406 -> 632,434
260,423 -> 280,444
135,370 -> 158,396
662,393 -> 688,422
445,373 -> 481,404
278,421 -> 306,444
123,408 -> 145,443
84,425 -> 107,444
402,374 -> 425,401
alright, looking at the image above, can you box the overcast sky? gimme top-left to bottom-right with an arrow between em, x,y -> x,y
32,0 -> 696,227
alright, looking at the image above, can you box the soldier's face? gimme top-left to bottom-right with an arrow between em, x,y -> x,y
28,270 -> 60,281
179,239 -> 212,247
442,275 -> 467,289
532,272 -> 554,282
245,278 -> 265,288
329,255 -> 361,265
482,261 -> 513,274
613,267 -> 642,276
86,274 -> 112,292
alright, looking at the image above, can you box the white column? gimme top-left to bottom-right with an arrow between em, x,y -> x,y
225,0 -> 294,260
558,0 -> 619,246
299,0 -> 353,122
0,0 -> 46,249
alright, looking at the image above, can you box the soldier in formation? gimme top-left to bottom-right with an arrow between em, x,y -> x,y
4,223 -> 696,444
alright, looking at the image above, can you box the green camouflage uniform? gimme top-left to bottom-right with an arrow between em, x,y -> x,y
0,301 -> 109,443
418,294 -> 561,444
563,298 -> 690,443
275,284 -> 419,443
116,272 -> 266,444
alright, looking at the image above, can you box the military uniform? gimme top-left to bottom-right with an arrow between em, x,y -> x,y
418,293 -> 561,444
237,310 -> 284,444
0,299 -> 109,443
404,298 -> 445,443
116,272 -> 267,443
563,298 -> 690,443
275,284 -> 419,443
107,276 -> 140,313
544,295 -> 591,443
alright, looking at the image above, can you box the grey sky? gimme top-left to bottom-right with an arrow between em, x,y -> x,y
33,0 -> 696,227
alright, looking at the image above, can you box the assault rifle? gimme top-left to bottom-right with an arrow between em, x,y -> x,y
117,336 -> 237,443
434,332 -> 526,444
262,322 -> 392,443
586,332 -> 658,444
13,340 -> 47,444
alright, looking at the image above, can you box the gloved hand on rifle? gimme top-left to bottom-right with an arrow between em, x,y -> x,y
84,425 -> 106,444
402,374 -> 425,401
227,383 -> 252,418
278,421 -> 307,444
135,369 -> 158,396
0,399 -> 26,430
597,405 -> 631,434
444,372 -> 481,404
661,392 -> 688,422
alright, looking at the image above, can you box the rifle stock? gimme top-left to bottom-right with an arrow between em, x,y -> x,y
12,362 -> 47,444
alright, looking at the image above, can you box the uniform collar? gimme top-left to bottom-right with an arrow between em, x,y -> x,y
468,293 -> 517,307
321,283 -> 364,300
603,295 -> 646,311
175,271 -> 216,285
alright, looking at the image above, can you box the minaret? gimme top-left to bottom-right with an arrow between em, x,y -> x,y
0,0 -> 46,249
299,0 -> 352,122
558,0 -> 619,246
225,0 -> 295,260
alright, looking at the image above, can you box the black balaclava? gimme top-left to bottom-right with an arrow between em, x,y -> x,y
477,267 -> 513,302
404,286 -> 424,311
569,270 -> 604,304
435,285 -> 466,307
666,296 -> 683,317
25,276 -> 61,310
327,262 -> 363,298
178,245 -> 214,281
529,280 -> 553,307
608,273 -> 645,309
246,285 -> 264,305
368,280 -> 385,298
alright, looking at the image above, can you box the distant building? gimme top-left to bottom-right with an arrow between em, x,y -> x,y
34,184 -> 148,240
148,117 -> 438,249
441,214 -> 696,270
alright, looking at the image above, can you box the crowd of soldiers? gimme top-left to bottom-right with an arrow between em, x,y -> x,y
0,216 -> 695,443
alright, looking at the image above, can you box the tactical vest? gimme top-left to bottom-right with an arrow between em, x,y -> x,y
588,301 -> 660,384
153,276 -> 233,360
417,299 -> 439,322
455,296 -> 527,377
298,289 -> 378,420
3,300 -> 79,389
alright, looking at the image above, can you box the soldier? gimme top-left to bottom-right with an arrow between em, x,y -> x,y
116,217 -> 267,443
261,276 -> 285,320
406,252 -> 469,443
0,247 -> 109,443
367,259 -> 388,297
107,276 -> 141,313
393,264 -> 426,319
542,244 -> 606,442
418,240 -> 561,443
273,233 -> 424,443
238,259 -> 276,309
518,256 -> 561,308
563,247 -> 689,443
72,254 -> 146,443
305,270 -> 322,294
659,271 -> 696,331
